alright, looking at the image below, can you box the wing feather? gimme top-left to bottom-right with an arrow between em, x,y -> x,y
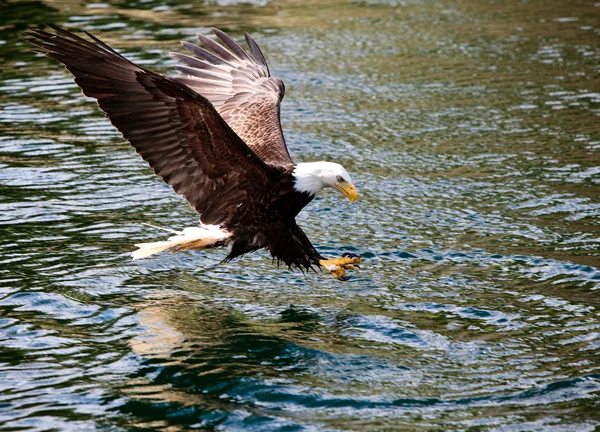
25,25 -> 279,227
180,41 -> 234,67
212,28 -> 254,63
174,65 -> 229,82
171,29 -> 292,165
196,33 -> 239,62
244,32 -> 269,73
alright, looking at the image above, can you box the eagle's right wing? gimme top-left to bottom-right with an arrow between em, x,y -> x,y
25,26 -> 278,227
170,29 -> 293,166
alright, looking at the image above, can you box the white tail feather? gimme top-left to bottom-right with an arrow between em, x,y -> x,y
132,224 -> 231,260
141,222 -> 179,234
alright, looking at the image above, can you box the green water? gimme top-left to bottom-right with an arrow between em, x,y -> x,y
1,0 -> 599,430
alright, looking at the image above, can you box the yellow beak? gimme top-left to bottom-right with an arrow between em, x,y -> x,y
335,182 -> 358,203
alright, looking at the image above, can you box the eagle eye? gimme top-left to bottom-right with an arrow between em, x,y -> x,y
336,175 -> 344,183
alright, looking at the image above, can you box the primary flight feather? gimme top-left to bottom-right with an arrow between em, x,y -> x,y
25,25 -> 362,280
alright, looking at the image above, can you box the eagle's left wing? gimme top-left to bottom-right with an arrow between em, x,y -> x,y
25,26 -> 279,227
170,29 -> 293,166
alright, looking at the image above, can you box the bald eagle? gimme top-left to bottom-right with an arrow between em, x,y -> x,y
26,26 -> 362,280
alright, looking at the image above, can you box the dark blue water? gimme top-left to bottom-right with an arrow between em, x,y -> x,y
1,0 -> 599,430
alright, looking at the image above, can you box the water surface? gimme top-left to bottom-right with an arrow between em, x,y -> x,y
1,0 -> 599,430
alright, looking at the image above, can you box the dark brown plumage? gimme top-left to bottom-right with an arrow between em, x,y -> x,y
25,25 -> 362,278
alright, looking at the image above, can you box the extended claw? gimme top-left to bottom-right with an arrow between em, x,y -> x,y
319,255 -> 363,281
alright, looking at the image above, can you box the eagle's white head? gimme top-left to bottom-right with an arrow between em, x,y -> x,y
292,161 -> 358,202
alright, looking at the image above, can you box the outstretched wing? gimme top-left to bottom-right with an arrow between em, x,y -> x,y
25,26 -> 278,227
170,29 -> 293,166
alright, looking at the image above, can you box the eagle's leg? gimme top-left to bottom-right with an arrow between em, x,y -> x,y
319,253 -> 362,281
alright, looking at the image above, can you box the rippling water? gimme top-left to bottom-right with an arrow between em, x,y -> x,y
1,0 -> 599,430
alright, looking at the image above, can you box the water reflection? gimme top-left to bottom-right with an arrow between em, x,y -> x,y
121,291 -> 600,429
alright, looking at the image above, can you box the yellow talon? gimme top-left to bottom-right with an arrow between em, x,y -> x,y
319,255 -> 363,281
